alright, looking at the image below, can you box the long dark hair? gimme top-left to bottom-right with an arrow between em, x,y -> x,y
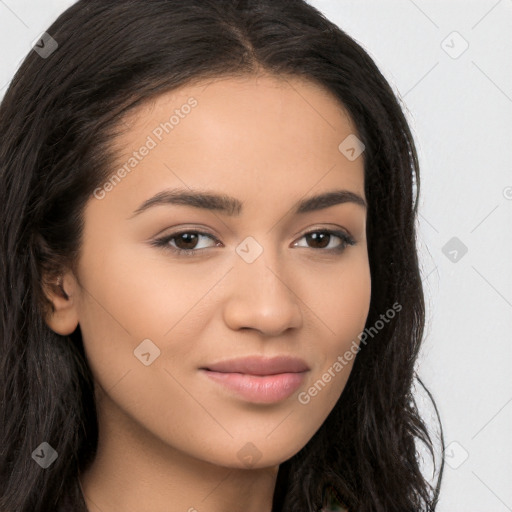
0,1 -> 444,510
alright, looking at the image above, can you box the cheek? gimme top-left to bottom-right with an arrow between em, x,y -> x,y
74,238 -> 213,394
79,241 -> 371,398
306,251 -> 371,349
301,255 -> 371,407
75,234 -> 372,469
78,235 -> 216,339
328,259 -> 372,334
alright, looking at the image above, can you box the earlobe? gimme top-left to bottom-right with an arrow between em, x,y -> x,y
43,274 -> 79,335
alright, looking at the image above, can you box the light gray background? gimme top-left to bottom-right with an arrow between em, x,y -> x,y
1,1 -> 511,510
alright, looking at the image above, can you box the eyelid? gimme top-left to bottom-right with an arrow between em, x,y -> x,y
150,224 -> 356,256
153,223 -> 354,241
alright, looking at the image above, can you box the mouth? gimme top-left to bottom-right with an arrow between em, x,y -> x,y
199,355 -> 310,404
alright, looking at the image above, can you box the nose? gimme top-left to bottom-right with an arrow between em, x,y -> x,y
222,245 -> 303,337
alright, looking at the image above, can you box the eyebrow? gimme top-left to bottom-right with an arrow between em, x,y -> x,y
128,187 -> 367,219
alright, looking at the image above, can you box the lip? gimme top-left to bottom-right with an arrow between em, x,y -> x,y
201,355 -> 310,375
200,356 -> 310,404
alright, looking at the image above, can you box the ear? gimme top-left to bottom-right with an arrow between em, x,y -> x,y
42,272 -> 80,335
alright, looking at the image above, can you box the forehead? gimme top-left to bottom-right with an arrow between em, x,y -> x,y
99,73 -> 365,217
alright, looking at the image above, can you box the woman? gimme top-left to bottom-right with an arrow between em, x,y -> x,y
0,1 -> 444,510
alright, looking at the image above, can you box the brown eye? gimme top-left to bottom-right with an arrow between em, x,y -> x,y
172,232 -> 201,250
151,228 -> 355,257
304,231 -> 332,249
294,229 -> 355,253
151,230 -> 220,256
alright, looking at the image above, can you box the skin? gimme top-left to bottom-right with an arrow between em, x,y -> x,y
44,74 -> 371,512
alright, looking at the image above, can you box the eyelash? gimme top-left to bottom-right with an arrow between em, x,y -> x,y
151,228 -> 356,258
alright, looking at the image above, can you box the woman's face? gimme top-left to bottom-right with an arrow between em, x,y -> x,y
54,74 -> 371,469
